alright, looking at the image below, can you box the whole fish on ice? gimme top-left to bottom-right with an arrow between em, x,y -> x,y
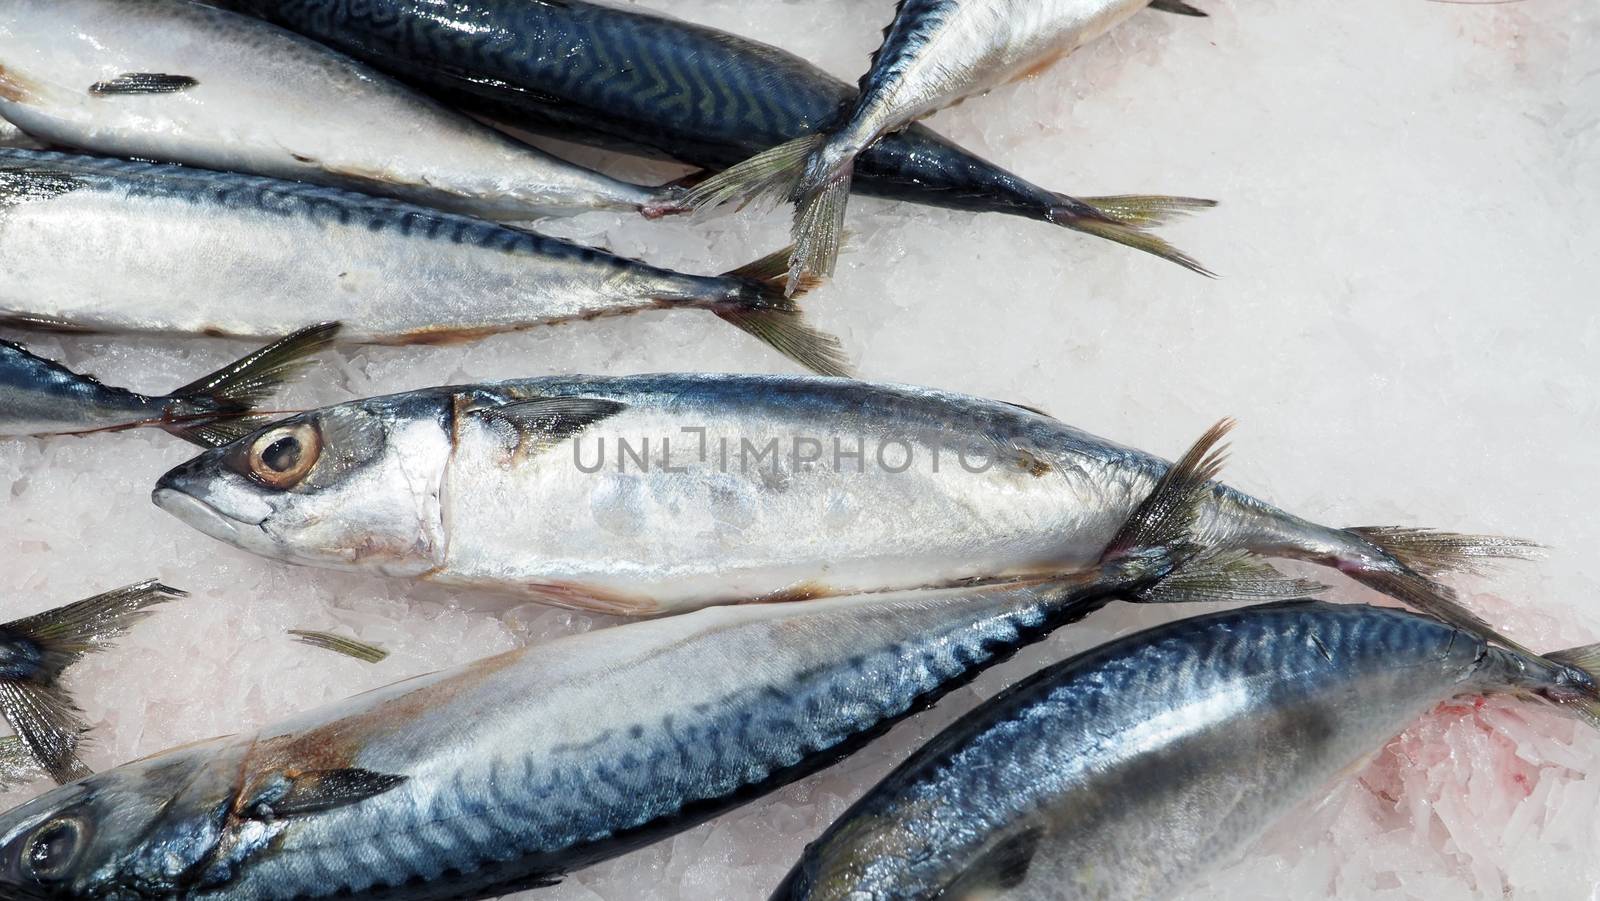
152,375 -> 1532,651
0,431 -> 1304,900
224,0 -> 1211,277
0,0 -> 690,221
698,0 -> 1211,287
0,149 -> 846,375
772,599 -> 1600,900
0,323 -> 336,445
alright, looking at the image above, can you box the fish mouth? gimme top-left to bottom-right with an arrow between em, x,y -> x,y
152,487 -> 252,542
152,459 -> 271,542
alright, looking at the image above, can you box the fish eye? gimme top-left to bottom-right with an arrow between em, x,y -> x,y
244,423 -> 321,489
21,817 -> 85,882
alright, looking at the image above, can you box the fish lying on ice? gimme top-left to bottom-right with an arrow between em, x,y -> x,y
224,0 -> 1212,276
0,0 -> 692,221
0,426 -> 1308,900
153,375 -> 1532,650
0,149 -> 846,375
0,581 -> 185,784
699,0 -> 1211,287
771,598 -> 1600,901
0,323 -> 337,446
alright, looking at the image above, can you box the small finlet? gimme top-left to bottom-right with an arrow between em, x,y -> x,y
164,322 -> 341,447
89,73 -> 199,96
288,630 -> 389,664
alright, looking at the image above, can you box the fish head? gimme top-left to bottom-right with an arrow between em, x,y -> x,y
0,738 -> 244,899
152,395 -> 454,577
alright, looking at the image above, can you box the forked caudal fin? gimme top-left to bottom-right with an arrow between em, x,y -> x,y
163,322 -> 342,447
1054,194 -> 1218,277
717,248 -> 853,377
1100,418 -> 1327,604
0,581 -> 186,783
1334,525 -> 1541,657
680,135 -> 850,294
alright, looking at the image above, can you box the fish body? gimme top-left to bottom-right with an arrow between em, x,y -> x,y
151,374 -> 1524,645
0,546 -> 1208,899
773,601 -> 1600,901
0,323 -> 337,445
225,0 -> 1183,232
0,149 -> 843,374
0,0 -> 686,220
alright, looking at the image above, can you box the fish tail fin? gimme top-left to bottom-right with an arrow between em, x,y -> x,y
1098,419 -> 1327,603
714,248 -> 853,377
1536,643 -> 1600,727
682,136 -> 824,214
1051,193 -> 1217,276
0,581 -> 186,783
1334,526 -> 1541,655
163,322 -> 341,447
786,160 -> 854,295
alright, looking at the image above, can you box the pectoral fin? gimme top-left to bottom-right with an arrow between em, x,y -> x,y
936,827 -> 1043,899
465,396 -> 627,465
244,767 -> 407,820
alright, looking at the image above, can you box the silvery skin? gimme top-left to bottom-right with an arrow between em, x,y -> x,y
772,601 -> 1600,901
0,150 -> 842,373
0,0 -> 685,220
0,569 -> 1181,900
153,374 -> 1524,646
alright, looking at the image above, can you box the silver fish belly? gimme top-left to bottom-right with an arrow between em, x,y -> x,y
772,601 -> 1600,901
0,150 -> 840,372
0,0 -> 682,220
152,374 -> 1528,639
